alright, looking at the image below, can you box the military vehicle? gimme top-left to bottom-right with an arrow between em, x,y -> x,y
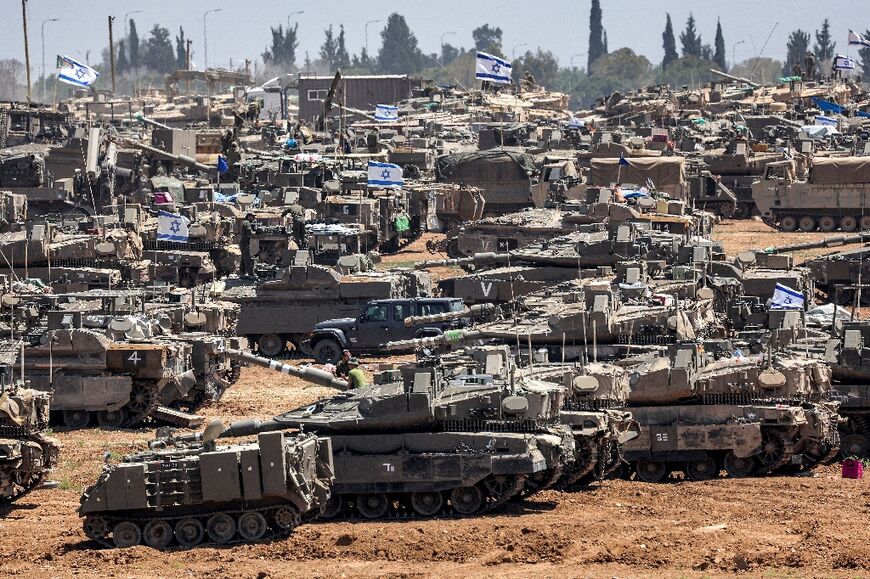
702,145 -> 784,219
824,321 -> 870,457
79,426 -> 333,549
752,157 -> 870,232
0,342 -> 60,503
435,150 -> 542,214
222,265 -> 431,357
621,342 -> 840,481
212,348 -> 576,519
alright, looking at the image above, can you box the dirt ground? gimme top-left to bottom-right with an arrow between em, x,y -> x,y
2,220 -> 870,578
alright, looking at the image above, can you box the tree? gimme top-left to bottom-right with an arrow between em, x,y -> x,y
441,43 -> 460,66
262,23 -> 299,70
352,47 -> 376,70
713,20 -> 727,71
577,48 -> 654,102
660,56 -> 714,88
142,25 -> 175,74
320,25 -> 337,68
511,48 -> 559,88
175,27 -> 186,70
377,13 -> 423,74
681,13 -> 702,57
662,14 -> 678,69
783,29 -> 810,76
731,57 -> 784,85
813,18 -> 836,62
335,25 -> 350,69
128,19 -> 140,69
117,40 -> 129,74
860,30 -> 870,79
587,0 -> 607,73
472,24 -> 502,55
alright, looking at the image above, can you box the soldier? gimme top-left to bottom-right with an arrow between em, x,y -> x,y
239,212 -> 256,277
367,128 -> 380,153
333,349 -> 352,378
283,203 -> 307,249
805,52 -> 816,80
346,357 -> 368,389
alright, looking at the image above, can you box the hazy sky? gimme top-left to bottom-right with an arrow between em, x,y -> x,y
4,0 -> 870,75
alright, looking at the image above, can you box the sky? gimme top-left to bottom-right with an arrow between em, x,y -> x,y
4,0 -> 870,77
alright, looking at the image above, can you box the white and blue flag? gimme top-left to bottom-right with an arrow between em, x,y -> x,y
367,161 -> 403,188
475,51 -> 512,84
374,104 -> 399,122
834,54 -> 856,71
770,283 -> 804,310
56,55 -> 99,88
157,210 -> 190,243
849,30 -> 870,48
816,115 -> 838,126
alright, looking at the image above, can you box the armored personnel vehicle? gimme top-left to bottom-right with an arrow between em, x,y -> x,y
824,321 -> 870,457
622,342 -> 840,482
79,425 -> 333,549
0,342 -> 60,503
213,348 -> 576,519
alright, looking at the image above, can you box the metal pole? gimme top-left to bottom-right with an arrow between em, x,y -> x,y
732,40 -> 745,72
41,18 -> 59,103
286,10 -> 304,31
22,0 -> 32,101
203,8 -> 222,71
108,16 -> 116,94
365,19 -> 383,59
123,10 -> 142,39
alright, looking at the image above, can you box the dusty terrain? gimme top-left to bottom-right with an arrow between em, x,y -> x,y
2,219 -> 869,578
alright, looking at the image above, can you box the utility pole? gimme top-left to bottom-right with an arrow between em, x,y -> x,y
108,16 -> 116,94
203,9 -> 222,71
41,18 -> 59,103
186,39 -> 192,95
21,0 -> 32,101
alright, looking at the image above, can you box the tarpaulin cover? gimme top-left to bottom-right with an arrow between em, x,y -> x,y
812,96 -> 870,118
810,156 -> 870,184
590,156 -> 686,198
435,150 -> 537,206
799,125 -> 840,140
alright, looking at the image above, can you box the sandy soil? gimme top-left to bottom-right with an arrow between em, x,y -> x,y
2,220 -> 869,578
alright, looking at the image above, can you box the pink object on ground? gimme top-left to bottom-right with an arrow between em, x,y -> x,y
842,459 -> 864,479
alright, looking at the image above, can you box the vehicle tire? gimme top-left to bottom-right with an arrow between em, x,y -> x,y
634,459 -> 667,483
143,520 -> 174,550
410,491 -> 444,517
798,216 -> 817,232
779,215 -> 798,232
818,216 -> 837,232
97,408 -> 127,428
840,216 -> 858,232
685,457 -> 718,481
237,512 -> 268,541
861,215 -> 870,231
732,203 -> 750,220
257,333 -> 286,358
112,522 -> 142,548
62,409 -> 91,429
273,505 -> 302,529
450,486 -> 483,515
356,493 -> 389,519
319,497 -> 343,520
174,518 -> 204,548
313,339 -> 342,365
206,513 -> 236,544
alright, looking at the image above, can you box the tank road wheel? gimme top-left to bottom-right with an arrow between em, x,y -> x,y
758,430 -> 787,472
97,408 -> 127,429
83,516 -> 110,541
450,486 -> 484,516
319,497 -> 343,520
410,491 -> 444,517
798,216 -> 817,232
143,520 -> 173,550
818,216 -> 838,232
685,457 -> 718,481
356,493 -> 389,519
257,334 -> 285,358
732,203 -> 750,220
840,216 -> 858,232
779,215 -> 798,232
62,409 -> 91,428
206,513 -> 236,544
635,459 -> 668,483
313,339 -> 342,365
112,521 -> 142,548
237,512 -> 268,541
723,452 -> 756,478
861,216 -> 870,231
840,434 -> 870,459
273,505 -> 302,530
174,518 -> 205,548
127,382 -> 159,424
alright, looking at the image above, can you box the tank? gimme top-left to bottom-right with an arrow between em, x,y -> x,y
622,342 -> 840,482
217,347 -> 576,519
824,321 -> 870,457
0,343 -> 60,503
78,424 -> 333,549
702,146 -> 784,219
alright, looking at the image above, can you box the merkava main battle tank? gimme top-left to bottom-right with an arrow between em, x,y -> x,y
823,320 -> 870,457
211,348 -> 576,519
620,342 -> 840,482
0,342 -> 60,503
79,424 -> 334,549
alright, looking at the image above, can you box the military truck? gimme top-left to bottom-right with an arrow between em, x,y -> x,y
79,426 -> 333,549
752,157 -> 870,232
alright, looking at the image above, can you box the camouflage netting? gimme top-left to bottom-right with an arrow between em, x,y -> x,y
809,157 -> 870,185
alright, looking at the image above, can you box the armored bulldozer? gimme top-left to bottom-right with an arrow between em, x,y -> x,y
79,425 -> 333,549
214,348 -> 576,519
622,342 -> 840,482
0,343 -> 60,503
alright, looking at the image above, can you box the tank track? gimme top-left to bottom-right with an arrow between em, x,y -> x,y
0,433 -> 59,504
124,381 -> 161,426
558,438 -> 598,489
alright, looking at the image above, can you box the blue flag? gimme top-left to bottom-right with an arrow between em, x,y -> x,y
367,161 -> 403,188
619,153 -> 629,167
217,156 -> 229,174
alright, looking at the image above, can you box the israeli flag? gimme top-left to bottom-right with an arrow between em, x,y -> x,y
770,283 -> 804,310
475,51 -> 512,84
157,210 -> 190,243
849,30 -> 870,48
834,54 -> 856,71
375,104 -> 399,122
816,115 -> 838,126
56,55 -> 99,88
367,161 -> 403,188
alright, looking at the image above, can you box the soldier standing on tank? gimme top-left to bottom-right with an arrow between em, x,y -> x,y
346,358 -> 368,389
239,212 -> 256,277
805,53 -> 816,81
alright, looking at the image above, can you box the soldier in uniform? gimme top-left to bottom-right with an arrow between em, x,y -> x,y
239,212 -> 256,277
283,203 -> 307,249
805,53 -> 816,80
346,358 -> 367,389
333,349 -> 352,378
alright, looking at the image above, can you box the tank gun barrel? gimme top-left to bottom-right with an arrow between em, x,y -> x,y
764,232 -> 870,254
386,329 -> 484,351
710,68 -> 760,88
134,112 -> 172,131
131,141 -> 213,173
415,252 -> 510,270
403,303 -> 495,327
223,349 -> 351,391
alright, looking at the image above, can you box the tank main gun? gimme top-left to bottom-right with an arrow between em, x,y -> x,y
134,112 -> 172,131
763,232 -> 870,254
403,303 -> 496,327
415,252 -> 511,270
131,141 -> 214,173
223,348 -> 351,391
386,329 -> 486,351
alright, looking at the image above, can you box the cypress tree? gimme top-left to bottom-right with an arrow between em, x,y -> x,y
713,19 -> 727,70
662,14 -> 678,69
587,0 -> 606,74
